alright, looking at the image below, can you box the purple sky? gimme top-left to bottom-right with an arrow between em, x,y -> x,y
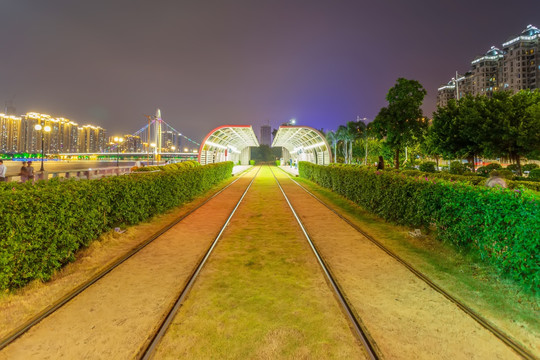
1,0 -> 539,141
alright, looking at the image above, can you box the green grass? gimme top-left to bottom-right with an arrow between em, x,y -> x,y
154,167 -> 365,359
291,174 -> 539,348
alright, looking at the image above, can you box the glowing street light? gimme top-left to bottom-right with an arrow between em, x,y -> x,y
184,147 -> 188,152
34,124 -> 52,172
113,136 -> 124,167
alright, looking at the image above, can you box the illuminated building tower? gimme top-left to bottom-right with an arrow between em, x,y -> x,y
122,134 -> 142,152
501,24 -> 540,91
437,25 -> 539,107
470,47 -> 504,95
260,125 -> 271,146
0,114 -> 22,153
78,125 -> 106,153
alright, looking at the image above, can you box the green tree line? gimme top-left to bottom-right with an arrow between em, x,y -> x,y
325,78 -> 540,175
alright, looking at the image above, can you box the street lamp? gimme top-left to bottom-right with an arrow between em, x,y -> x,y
34,124 -> 51,172
184,147 -> 188,152
113,137 -> 124,167
150,143 -> 156,165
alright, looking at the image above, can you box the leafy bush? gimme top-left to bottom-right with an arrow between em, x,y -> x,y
523,163 -> 539,172
249,160 -> 255,165
419,161 -> 437,173
529,168 -> 540,181
507,180 -> 540,192
506,164 -> 520,173
299,162 -> 539,291
276,160 -> 281,166
490,169 -> 515,180
449,161 -> 466,175
477,163 -> 502,177
464,162 -> 475,171
0,161 -> 233,290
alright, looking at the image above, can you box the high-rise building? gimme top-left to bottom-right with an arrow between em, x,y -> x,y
260,125 -> 271,146
122,134 -> 142,152
501,24 -> 540,92
437,25 -> 539,107
78,125 -> 106,153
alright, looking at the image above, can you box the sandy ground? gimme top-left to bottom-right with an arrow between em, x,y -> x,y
0,169 -> 257,360
274,169 -> 522,360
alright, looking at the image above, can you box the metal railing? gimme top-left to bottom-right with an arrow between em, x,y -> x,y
4,165 -> 135,183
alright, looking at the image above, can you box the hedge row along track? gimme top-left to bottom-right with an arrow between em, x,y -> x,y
0,166 -> 260,359
271,166 -> 536,360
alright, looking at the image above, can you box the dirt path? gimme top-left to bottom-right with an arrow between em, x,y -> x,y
0,169 -> 258,360
152,166 -> 365,359
274,169 -> 521,360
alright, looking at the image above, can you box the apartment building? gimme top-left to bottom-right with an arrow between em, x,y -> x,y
437,25 -> 539,107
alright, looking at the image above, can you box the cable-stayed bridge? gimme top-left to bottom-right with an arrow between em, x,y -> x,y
59,109 -> 201,162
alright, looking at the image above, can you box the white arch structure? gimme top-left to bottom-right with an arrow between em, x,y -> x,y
272,126 -> 332,165
198,125 -> 260,165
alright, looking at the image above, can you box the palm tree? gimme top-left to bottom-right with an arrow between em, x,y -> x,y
325,130 -> 338,163
336,125 -> 349,163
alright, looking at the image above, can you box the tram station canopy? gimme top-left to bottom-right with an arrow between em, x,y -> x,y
272,126 -> 332,165
199,125 -> 259,165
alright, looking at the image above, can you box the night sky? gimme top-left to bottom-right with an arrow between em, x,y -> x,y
1,0 -> 539,142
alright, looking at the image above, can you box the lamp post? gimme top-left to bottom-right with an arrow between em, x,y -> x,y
34,124 -> 51,172
113,137 -> 124,167
150,143 -> 156,165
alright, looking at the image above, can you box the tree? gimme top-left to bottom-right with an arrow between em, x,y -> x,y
429,95 -> 487,171
336,125 -> 349,163
325,130 -> 338,162
371,78 -> 427,169
347,120 -> 365,163
484,90 -> 540,175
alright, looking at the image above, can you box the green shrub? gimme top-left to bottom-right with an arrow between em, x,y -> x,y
523,163 -> 539,172
419,161 -> 437,173
529,168 -> 540,181
276,160 -> 281,166
464,162 -> 475,171
506,164 -> 519,173
507,180 -> 540,192
299,162 -> 539,291
249,160 -> 255,165
477,163 -> 502,177
449,161 -> 466,175
491,169 -> 514,180
0,161 -> 233,290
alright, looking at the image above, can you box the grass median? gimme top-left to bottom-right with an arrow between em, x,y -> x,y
154,167 -> 365,359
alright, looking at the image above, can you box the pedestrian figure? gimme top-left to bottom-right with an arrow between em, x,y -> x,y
20,161 -> 28,182
27,161 -> 35,182
377,156 -> 384,170
0,160 -> 6,181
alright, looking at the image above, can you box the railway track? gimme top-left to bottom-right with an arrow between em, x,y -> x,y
139,166 -> 260,359
269,166 -> 380,359
273,166 -> 536,360
0,166 -> 259,358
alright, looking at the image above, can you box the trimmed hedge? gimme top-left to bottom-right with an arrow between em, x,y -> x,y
299,162 -> 539,291
0,161 -> 234,290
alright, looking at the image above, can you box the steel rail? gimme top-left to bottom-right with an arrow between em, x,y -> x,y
269,166 -> 380,360
0,166 -> 256,351
278,167 -> 537,360
139,166 -> 261,359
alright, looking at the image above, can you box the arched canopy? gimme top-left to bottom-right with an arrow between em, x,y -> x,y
272,126 -> 332,165
198,125 -> 260,165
